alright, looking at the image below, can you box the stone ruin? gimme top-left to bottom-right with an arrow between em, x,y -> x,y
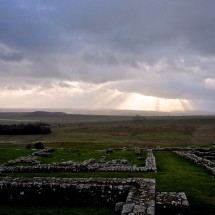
0,177 -> 189,215
153,146 -> 215,176
32,147 -> 55,157
0,148 -> 55,167
2,155 -> 40,166
0,149 -> 157,174
0,147 -> 193,214
145,149 -> 157,172
153,147 -> 196,152
174,150 -> 215,176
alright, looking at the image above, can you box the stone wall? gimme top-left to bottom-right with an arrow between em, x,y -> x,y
174,151 -> 215,176
0,177 -> 130,206
120,178 -> 156,215
153,147 -> 197,151
0,177 -> 189,215
145,149 -> 157,172
0,149 -> 157,173
156,192 -> 189,215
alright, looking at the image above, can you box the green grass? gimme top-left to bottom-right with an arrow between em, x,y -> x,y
39,149 -> 104,163
38,148 -> 147,166
1,116 -> 215,146
154,152 -> 215,203
1,115 -> 215,214
104,149 -> 146,166
0,148 -> 33,164
44,141 -> 134,149
43,125 -> 193,145
3,151 -> 215,214
0,204 -> 113,215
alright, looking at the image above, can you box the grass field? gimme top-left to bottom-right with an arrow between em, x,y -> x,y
38,148 -> 147,166
0,204 -> 113,215
1,149 -> 215,214
0,114 -> 215,214
0,148 -> 33,164
1,115 -> 215,147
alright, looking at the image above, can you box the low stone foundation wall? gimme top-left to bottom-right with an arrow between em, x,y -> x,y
145,149 -> 157,172
153,147 -> 198,151
120,178 -> 156,215
174,151 -> 215,176
0,177 -> 130,206
0,150 -> 157,173
0,177 -> 189,215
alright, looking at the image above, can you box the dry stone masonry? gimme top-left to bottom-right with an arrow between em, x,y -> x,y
156,192 -> 189,214
0,149 -> 157,173
0,177 -> 189,215
145,149 -> 157,172
153,147 -> 196,152
153,146 -> 215,176
174,150 -> 215,176
120,179 -> 156,215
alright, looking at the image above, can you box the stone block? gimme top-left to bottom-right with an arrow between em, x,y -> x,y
121,203 -> 135,215
146,206 -> 155,215
133,205 -> 146,214
115,202 -> 125,213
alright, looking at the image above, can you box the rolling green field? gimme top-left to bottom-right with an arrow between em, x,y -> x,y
37,148 -> 147,166
0,114 -> 215,214
1,115 -> 215,147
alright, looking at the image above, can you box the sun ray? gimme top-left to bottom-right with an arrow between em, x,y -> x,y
117,93 -> 194,112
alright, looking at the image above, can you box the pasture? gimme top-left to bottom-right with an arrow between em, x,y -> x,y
0,113 -> 215,214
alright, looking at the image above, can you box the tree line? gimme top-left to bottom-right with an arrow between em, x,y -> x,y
0,123 -> 51,135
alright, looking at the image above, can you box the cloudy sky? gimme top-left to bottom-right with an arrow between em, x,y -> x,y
0,0 -> 215,112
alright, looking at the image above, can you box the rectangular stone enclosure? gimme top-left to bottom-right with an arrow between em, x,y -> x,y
0,177 -> 189,215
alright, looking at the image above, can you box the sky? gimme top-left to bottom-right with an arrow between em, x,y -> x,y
0,0 -> 215,112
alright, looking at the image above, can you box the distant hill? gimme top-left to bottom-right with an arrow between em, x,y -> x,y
24,111 -> 69,117
0,111 -> 70,119
0,109 -> 215,118
0,111 -> 132,123
0,112 -> 27,119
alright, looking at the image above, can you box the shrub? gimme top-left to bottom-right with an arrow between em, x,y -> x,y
33,142 -> 44,149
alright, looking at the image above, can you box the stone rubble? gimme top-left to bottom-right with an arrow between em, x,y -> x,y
0,148 -> 55,167
32,148 -> 55,157
1,155 -> 40,166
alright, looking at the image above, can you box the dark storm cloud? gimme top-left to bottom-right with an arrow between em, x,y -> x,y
0,0 -> 215,110
1,0 -> 215,55
0,49 -> 23,62
0,0 -> 58,51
